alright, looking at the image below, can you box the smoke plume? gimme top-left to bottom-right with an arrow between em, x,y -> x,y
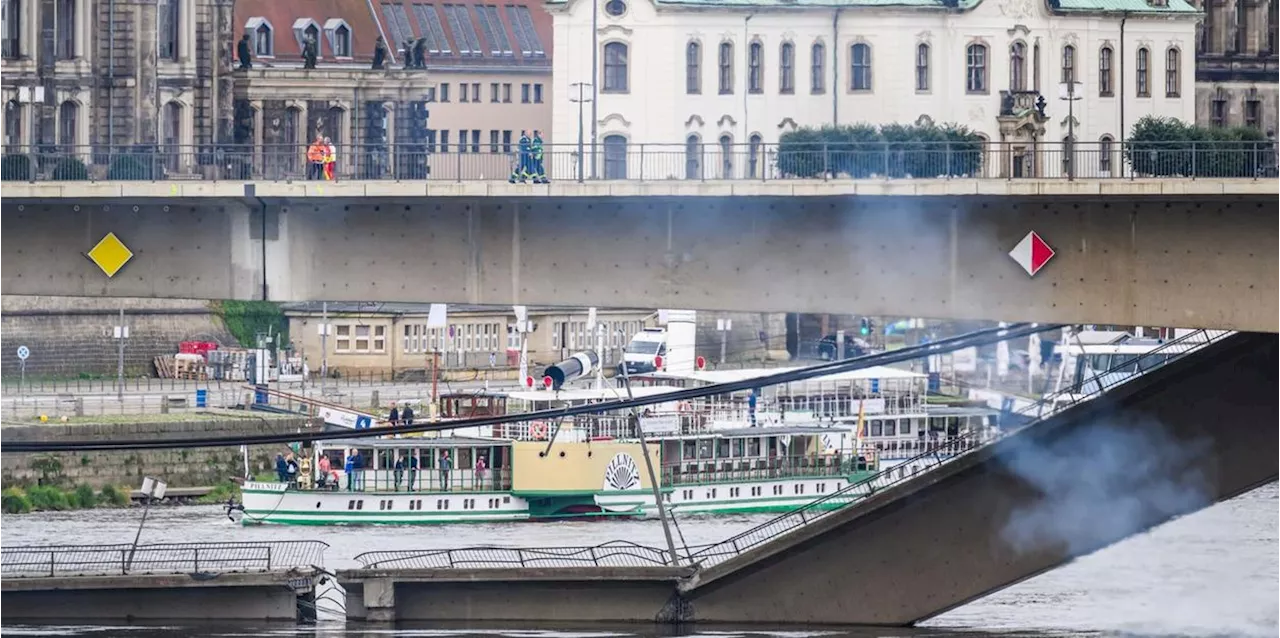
997,416 -> 1214,557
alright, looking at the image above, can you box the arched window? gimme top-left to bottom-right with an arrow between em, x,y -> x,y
603,135 -> 627,179
1098,135 -> 1114,174
719,42 -> 734,94
850,43 -> 871,91
748,133 -> 762,178
916,43 -> 930,91
304,23 -> 320,56
1009,42 -> 1026,91
1136,47 -> 1150,97
1098,46 -> 1113,96
602,42 -> 628,93
1165,47 -> 1180,97
966,43 -> 987,93
333,24 -> 352,57
719,134 -> 733,178
57,100 -> 77,152
686,41 -> 701,95
779,42 -> 795,94
810,42 -> 825,93
685,134 -> 702,180
1061,44 -> 1075,84
254,22 -> 274,57
748,41 -> 763,93
162,101 -> 182,172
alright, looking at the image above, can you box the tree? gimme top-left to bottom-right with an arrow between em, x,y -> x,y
50,157 -> 89,181
777,122 -> 986,179
1126,116 -> 1268,177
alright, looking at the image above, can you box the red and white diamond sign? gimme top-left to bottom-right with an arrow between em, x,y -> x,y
1009,231 -> 1055,277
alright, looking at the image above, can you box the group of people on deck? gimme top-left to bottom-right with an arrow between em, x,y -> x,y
298,447 -> 490,493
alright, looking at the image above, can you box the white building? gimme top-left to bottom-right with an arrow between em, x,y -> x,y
548,0 -> 1199,178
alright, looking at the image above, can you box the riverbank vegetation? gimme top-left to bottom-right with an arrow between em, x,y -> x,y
2,483 -> 131,514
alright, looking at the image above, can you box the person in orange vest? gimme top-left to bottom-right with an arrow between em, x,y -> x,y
323,136 -> 336,181
306,135 -> 327,180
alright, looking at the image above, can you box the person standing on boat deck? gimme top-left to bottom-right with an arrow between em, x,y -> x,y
352,449 -> 366,490
285,454 -> 300,489
317,453 -> 331,488
275,454 -> 288,483
407,453 -> 419,491
401,404 -> 415,427
394,457 -> 405,491
344,452 -> 356,491
388,402 -> 400,427
474,455 -> 488,489
439,451 -> 453,491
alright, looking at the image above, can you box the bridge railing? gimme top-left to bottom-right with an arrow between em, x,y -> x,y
354,540 -> 694,570
682,328 -> 1235,567
1,141 -> 1273,183
0,540 -> 330,578
342,329 -> 1231,571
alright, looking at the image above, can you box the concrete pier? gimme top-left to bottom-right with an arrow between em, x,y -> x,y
1,570 -> 311,620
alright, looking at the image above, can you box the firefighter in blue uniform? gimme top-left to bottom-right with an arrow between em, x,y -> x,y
530,130 -> 548,184
509,130 -> 532,183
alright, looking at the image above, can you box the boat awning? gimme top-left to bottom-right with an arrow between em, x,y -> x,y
319,436 -> 511,450
504,386 -> 684,403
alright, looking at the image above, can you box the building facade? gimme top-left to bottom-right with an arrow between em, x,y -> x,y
1193,0 -> 1278,133
2,0 -> 234,166
0,0 -> 552,179
230,0 -> 554,180
548,0 -> 1199,178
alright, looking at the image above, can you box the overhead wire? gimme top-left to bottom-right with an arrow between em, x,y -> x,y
4,323 -> 1062,453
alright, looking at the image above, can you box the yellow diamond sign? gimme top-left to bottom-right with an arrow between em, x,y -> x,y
87,232 -> 134,278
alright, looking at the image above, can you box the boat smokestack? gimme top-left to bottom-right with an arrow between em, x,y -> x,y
543,351 -> 600,390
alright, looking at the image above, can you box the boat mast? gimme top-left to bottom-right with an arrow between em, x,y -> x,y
619,352 -> 681,567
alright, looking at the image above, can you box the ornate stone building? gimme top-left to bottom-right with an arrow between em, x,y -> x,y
2,0 -> 235,170
1194,0 -> 1278,133
1,0 -> 553,179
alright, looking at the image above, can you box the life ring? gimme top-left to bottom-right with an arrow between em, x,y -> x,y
530,421 -> 548,440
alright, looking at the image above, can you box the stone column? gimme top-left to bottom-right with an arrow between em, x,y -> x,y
136,0 -> 160,145
362,577 -> 396,623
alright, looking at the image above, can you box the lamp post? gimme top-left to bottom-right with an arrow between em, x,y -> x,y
590,0 -> 599,179
1059,80 -> 1083,180
570,82 -> 594,182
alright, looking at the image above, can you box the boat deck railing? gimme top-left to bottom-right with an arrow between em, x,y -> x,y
293,467 -> 513,493
352,328 -> 1230,569
0,540 -> 330,578
663,455 -> 872,487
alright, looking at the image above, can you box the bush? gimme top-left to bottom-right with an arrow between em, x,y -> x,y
212,300 -> 288,347
71,484 -> 98,509
2,487 -> 32,514
0,154 -> 33,181
1126,116 -> 1269,177
107,155 -> 154,180
26,485 -> 71,511
50,156 -> 89,181
100,484 -> 130,507
777,122 -> 985,178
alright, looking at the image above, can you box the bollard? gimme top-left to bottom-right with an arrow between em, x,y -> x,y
161,395 -> 170,414
74,398 -> 84,417
371,390 -> 379,409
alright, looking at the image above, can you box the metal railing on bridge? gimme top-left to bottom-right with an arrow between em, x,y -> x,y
1,141 -> 1274,183
344,328 -> 1232,571
0,540 -> 330,578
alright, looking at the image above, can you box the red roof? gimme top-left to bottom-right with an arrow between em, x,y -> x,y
233,0 -> 553,68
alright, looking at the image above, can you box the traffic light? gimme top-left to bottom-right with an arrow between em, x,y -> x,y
859,318 -> 870,336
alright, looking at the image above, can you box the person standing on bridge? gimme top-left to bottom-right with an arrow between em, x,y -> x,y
306,135 -> 327,180
530,130 -> 548,184
509,130 -> 532,184
323,137 -> 337,181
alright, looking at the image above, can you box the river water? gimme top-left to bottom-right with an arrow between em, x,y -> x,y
2,482 -> 1276,638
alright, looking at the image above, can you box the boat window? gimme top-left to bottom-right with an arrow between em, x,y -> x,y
682,440 -> 697,460
747,437 -> 761,456
732,438 -> 745,457
457,448 -> 473,468
716,439 -> 730,458
697,440 -> 714,459
899,420 -> 912,435
870,420 -> 883,436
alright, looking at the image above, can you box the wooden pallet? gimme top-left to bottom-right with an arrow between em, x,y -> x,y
154,356 -> 176,379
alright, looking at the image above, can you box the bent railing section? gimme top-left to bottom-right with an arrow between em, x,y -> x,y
340,330 -> 1235,572
0,540 -> 330,577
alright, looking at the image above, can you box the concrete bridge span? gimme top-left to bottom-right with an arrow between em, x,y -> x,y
1,179 -> 1275,331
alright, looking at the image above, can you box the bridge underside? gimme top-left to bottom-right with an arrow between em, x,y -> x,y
1,194 -> 1275,330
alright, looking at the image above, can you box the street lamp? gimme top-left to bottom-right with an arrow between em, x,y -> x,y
1058,80 -> 1083,180
570,82 -> 594,182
